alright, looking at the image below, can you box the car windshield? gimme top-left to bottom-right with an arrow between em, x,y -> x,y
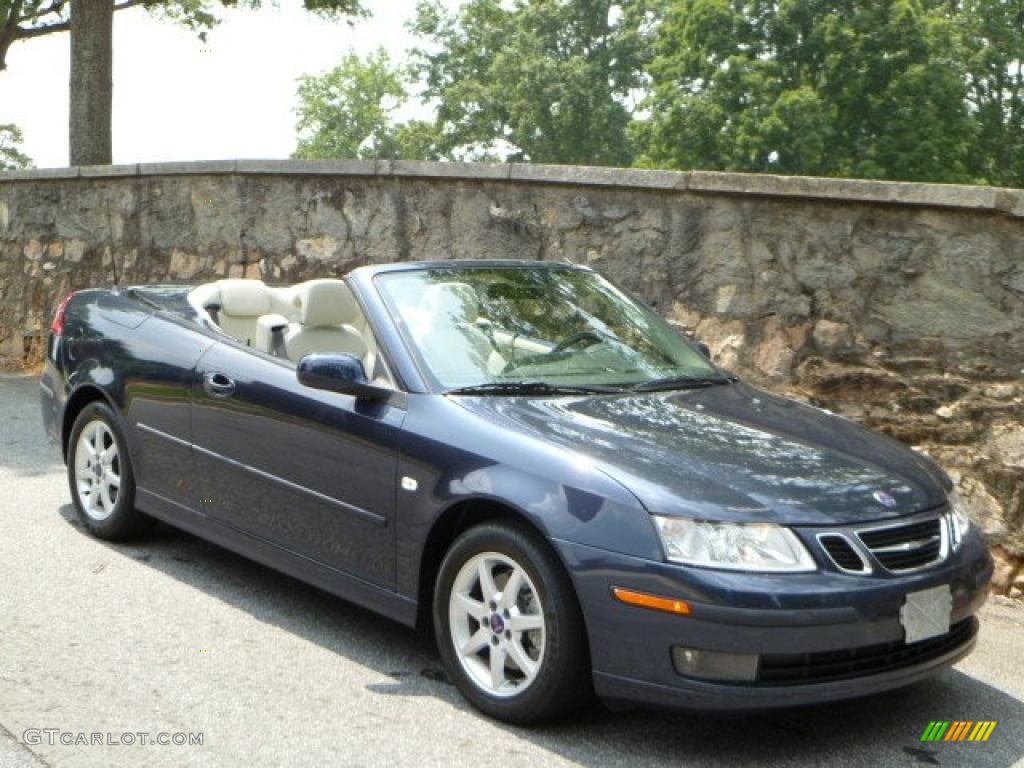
375,266 -> 724,392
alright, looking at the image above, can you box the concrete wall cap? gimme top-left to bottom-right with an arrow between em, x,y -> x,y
2,159 -> 1023,216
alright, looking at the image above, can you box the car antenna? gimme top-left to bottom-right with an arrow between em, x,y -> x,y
105,200 -> 120,286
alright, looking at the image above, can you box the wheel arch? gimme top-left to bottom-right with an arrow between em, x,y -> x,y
416,497 -> 571,631
61,384 -> 118,462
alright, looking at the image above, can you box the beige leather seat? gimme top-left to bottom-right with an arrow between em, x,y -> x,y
213,279 -> 272,347
283,279 -> 367,363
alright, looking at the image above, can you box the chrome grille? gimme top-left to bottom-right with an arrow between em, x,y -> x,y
857,517 -> 943,572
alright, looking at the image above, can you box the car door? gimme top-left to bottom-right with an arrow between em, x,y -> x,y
115,310 -> 213,511
190,340 -> 403,588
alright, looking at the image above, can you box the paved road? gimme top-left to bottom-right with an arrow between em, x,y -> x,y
0,373 -> 1022,768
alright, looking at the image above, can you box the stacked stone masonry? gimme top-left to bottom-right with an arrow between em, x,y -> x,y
1,160 -> 1021,591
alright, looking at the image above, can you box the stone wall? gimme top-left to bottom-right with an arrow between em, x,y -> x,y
1,160 -> 1022,591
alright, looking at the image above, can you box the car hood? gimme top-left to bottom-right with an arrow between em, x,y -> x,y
451,382 -> 949,526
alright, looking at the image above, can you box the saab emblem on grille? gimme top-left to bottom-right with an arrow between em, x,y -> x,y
873,490 -> 898,508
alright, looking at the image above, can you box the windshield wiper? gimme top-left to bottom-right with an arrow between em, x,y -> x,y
445,380 -> 625,396
627,374 -> 737,393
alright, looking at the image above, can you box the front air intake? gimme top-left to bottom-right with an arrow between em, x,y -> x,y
818,533 -> 870,574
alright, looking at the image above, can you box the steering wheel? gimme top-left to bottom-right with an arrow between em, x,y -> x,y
548,330 -> 608,356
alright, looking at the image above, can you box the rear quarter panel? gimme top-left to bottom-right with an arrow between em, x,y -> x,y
58,290 -> 214,508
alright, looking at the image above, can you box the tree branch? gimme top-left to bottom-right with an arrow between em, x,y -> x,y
18,0 -> 66,24
16,0 -> 64,24
16,19 -> 69,38
5,0 -> 26,28
112,0 -> 162,12
14,0 -> 155,41
0,0 -> 26,69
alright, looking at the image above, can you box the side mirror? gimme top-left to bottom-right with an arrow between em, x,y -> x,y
297,353 -> 391,400
694,341 -> 711,359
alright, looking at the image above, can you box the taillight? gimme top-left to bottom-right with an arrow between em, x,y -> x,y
50,292 -> 76,335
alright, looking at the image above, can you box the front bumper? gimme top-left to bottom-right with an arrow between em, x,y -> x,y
555,529 -> 992,712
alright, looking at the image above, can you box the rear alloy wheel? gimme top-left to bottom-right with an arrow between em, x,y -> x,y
434,522 -> 591,723
74,419 -> 122,521
67,401 -> 150,540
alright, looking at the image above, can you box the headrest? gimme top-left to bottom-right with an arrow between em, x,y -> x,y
217,279 -> 271,317
421,283 -> 480,324
293,279 -> 360,327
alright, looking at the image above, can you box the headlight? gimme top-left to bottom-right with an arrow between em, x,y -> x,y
946,490 -> 971,552
652,516 -> 817,572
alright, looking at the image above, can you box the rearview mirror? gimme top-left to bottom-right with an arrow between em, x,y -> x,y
297,353 -> 391,400
694,341 -> 711,359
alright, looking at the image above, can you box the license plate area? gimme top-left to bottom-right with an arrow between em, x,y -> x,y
900,584 -> 952,644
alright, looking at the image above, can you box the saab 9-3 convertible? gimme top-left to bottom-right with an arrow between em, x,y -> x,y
40,260 -> 992,723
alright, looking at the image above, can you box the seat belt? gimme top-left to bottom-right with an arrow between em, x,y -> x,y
204,302 -> 222,326
270,322 -> 288,358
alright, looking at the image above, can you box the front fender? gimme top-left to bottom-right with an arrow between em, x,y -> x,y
394,395 -> 664,601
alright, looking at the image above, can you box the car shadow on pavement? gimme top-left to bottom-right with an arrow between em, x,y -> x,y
58,504 -> 1024,768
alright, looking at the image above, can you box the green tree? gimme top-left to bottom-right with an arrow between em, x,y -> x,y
293,49 -> 441,160
638,0 -> 975,183
0,122 -> 31,169
957,0 -> 1024,186
408,0 -> 653,165
0,0 -> 364,165
0,0 -> 221,71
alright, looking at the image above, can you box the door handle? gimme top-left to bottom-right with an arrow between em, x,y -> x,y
203,372 -> 236,398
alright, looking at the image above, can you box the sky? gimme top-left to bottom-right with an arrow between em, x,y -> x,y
0,1 -> 452,168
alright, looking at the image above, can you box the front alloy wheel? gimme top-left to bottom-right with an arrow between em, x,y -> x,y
448,552 -> 546,697
434,521 -> 591,723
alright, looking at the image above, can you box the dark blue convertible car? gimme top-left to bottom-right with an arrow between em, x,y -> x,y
40,260 -> 992,723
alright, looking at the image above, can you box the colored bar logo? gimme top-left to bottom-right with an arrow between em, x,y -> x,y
921,721 -> 997,742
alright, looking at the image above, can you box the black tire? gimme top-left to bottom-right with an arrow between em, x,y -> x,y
67,401 -> 151,540
433,520 -> 592,724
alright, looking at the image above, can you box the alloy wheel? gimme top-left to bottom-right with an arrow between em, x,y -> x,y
447,551 -> 546,698
73,419 -> 122,522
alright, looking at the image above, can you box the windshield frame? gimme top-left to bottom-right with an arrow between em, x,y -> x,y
372,262 -> 725,395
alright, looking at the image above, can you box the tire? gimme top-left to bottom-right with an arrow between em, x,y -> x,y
433,520 -> 591,724
67,401 -> 151,540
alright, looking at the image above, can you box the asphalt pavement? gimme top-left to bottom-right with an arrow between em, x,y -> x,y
0,372 -> 1022,768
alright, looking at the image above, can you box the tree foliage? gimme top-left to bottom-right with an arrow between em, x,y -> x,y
295,0 -> 653,165
636,0 -> 976,183
0,0 -> 365,71
407,0 -> 653,165
0,122 -> 31,169
6,0 -> 1024,185
957,0 -> 1024,186
293,49 -> 442,161
299,0 -> 1024,186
